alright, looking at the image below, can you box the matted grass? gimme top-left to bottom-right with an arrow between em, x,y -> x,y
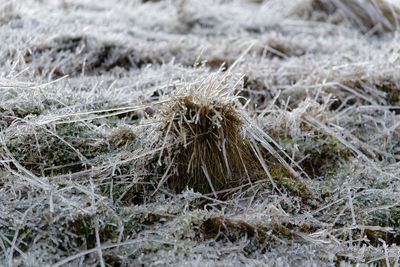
1,0 -> 400,266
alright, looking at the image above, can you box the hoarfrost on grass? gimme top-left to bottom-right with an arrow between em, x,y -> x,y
1,0 -> 400,266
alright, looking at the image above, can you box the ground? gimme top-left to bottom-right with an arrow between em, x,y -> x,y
1,0 -> 400,266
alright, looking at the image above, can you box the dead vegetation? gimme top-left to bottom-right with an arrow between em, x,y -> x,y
1,0 -> 400,266
158,95 -> 254,194
296,0 -> 400,34
24,35 -> 162,78
142,72 -> 313,200
152,74 -> 260,196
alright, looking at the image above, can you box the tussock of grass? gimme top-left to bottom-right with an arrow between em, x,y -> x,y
161,95 -> 252,194
153,74 -> 259,196
146,72 -> 311,198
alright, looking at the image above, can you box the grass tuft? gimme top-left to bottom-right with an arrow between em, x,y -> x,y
148,72 -> 311,199
153,73 -> 262,196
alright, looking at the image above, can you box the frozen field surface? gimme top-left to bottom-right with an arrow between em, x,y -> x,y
1,0 -> 400,266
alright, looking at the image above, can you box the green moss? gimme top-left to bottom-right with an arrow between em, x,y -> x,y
0,226 -> 36,252
103,254 -> 123,267
100,172 -> 152,206
67,214 -> 120,249
108,125 -> 136,148
390,207 -> 400,225
122,211 -> 171,237
0,104 -> 42,129
370,207 -> 400,228
389,138 -> 400,155
367,207 -> 400,246
201,217 -> 256,241
282,136 -> 351,179
6,122 -> 137,176
265,159 -> 314,203
6,123 -> 106,175
200,216 -> 297,256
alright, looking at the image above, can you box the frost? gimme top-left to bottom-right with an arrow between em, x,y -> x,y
1,0 -> 400,266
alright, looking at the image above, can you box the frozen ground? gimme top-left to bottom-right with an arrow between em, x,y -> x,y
1,0 -> 400,266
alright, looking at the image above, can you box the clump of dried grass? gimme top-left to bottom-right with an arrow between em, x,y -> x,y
148,71 -> 310,198
163,98 -> 254,194
152,73 -> 258,196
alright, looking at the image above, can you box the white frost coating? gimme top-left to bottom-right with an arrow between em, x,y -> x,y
1,0 -> 400,266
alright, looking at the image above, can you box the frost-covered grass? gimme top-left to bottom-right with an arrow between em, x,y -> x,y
1,0 -> 400,266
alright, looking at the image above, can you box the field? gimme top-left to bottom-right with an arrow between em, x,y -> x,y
1,0 -> 400,266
